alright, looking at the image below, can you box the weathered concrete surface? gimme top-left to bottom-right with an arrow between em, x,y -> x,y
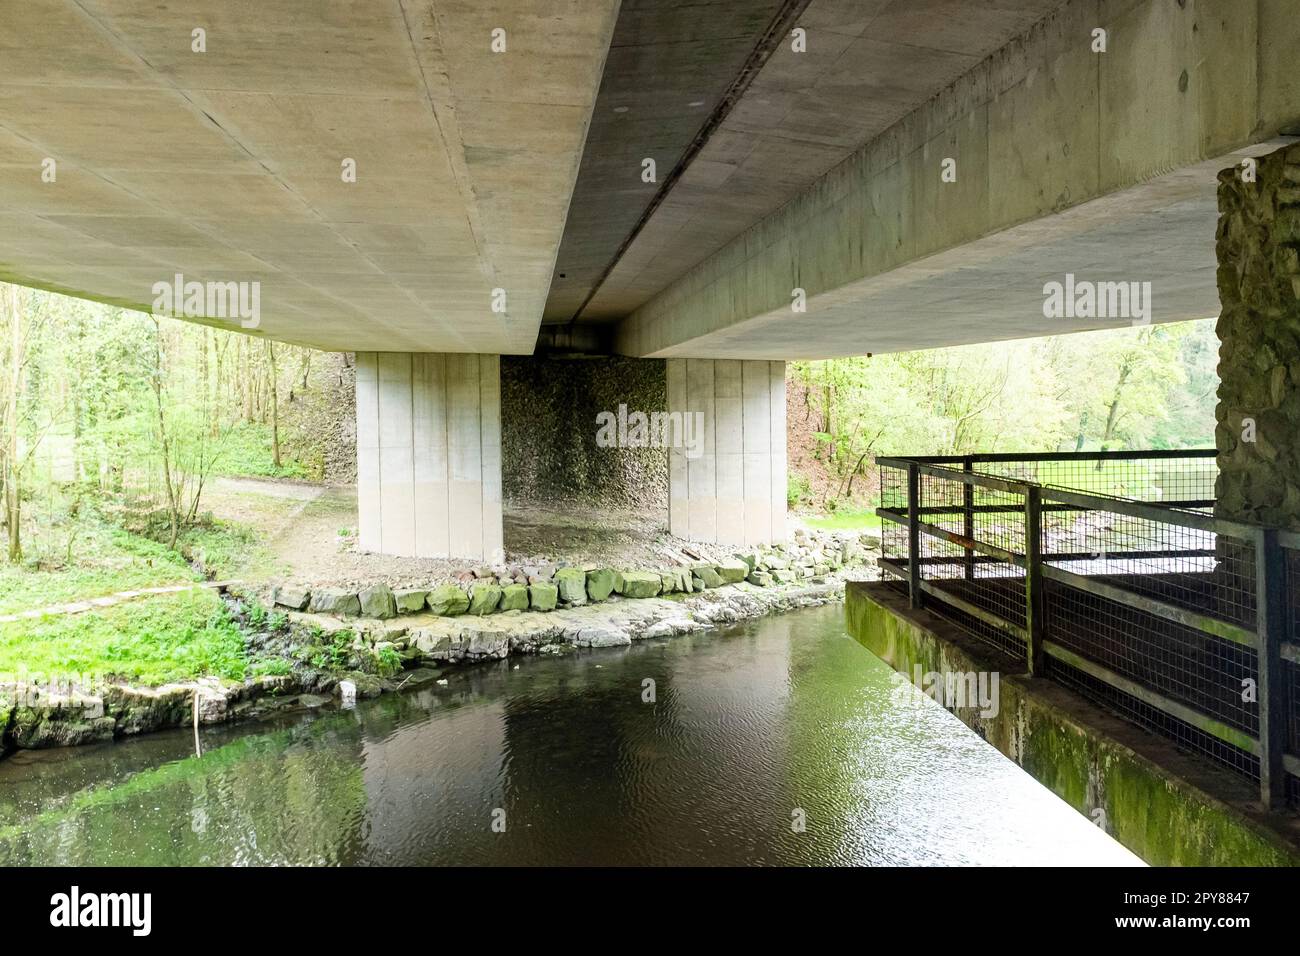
355,352 -> 503,560
1214,142 -> 1300,528
616,0 -> 1300,359
0,0 -> 619,354
667,358 -> 786,544
846,581 -> 1300,866
568,0 -> 1069,325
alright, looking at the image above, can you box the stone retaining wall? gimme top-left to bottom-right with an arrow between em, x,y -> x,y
1215,142 -> 1300,527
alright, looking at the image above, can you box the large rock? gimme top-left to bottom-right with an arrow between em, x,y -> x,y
468,582 -> 502,615
586,568 -> 616,602
529,582 -> 558,611
393,588 -> 429,614
427,584 -> 470,616
747,570 -> 774,587
103,684 -> 192,735
500,583 -> 530,611
358,584 -> 397,619
309,589 -> 361,616
616,571 -> 662,599
272,583 -> 311,611
574,625 -> 632,647
692,564 -> 724,588
716,558 -> 750,584
554,568 -> 588,605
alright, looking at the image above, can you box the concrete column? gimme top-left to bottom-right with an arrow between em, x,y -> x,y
1215,143 -> 1300,528
356,352 -> 503,561
667,358 -> 786,546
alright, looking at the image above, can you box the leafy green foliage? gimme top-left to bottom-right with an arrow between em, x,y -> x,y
790,319 -> 1217,512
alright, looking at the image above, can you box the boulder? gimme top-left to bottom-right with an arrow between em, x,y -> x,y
586,568 -> 617,602
272,583 -> 311,611
659,571 -> 677,594
426,584 -> 470,616
529,582 -> 559,611
309,589 -> 361,616
393,588 -> 429,614
468,582 -> 503,615
554,568 -> 588,605
500,583 -> 530,611
616,571 -> 662,599
358,584 -> 397,619
574,625 -> 632,647
716,558 -> 750,584
103,683 -> 192,735
692,564 -> 724,588
747,570 -> 774,587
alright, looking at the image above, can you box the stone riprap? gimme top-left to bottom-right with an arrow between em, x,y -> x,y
268,527 -> 869,623
0,528 -> 868,758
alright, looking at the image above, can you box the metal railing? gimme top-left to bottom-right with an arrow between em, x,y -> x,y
875,450 -> 1299,812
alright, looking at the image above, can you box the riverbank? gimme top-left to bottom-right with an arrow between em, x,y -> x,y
0,571 -> 850,757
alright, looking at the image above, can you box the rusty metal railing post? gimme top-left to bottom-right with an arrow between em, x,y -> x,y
962,456 -> 975,581
907,462 -> 922,609
1256,527 -> 1286,810
1025,484 -> 1045,676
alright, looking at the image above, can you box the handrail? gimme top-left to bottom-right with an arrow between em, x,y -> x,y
876,452 -> 1293,812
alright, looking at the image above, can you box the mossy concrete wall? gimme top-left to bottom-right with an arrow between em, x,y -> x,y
501,356 -> 667,509
846,582 -> 1300,866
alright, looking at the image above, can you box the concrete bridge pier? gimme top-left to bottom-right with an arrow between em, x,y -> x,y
667,359 -> 787,547
1215,142 -> 1300,527
354,352 -> 503,562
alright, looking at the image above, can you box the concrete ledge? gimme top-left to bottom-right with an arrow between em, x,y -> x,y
846,581 -> 1300,866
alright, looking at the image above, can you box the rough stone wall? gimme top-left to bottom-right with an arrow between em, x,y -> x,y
1215,143 -> 1300,528
280,350 -> 356,484
501,356 -> 667,509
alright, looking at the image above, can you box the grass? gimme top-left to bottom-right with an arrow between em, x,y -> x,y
0,521 -> 200,615
209,421 -> 308,480
0,589 -> 248,685
802,509 -> 884,536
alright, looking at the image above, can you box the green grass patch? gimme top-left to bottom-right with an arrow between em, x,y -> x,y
0,523 -> 199,615
802,509 -> 883,535
208,421 -> 308,480
177,518 -> 279,580
0,589 -> 248,685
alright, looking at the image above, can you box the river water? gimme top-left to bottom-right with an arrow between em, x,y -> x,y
0,605 -> 1141,866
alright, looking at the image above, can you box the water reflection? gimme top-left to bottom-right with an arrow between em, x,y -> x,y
0,606 -> 1142,866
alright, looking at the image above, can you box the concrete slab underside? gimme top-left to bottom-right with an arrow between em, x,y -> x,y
616,0 -> 1300,359
846,582 -> 1300,866
0,0 -> 619,354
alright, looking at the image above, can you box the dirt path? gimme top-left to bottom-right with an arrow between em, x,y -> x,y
199,478 -> 737,589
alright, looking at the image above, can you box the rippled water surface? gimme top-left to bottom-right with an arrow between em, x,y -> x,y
0,605 -> 1142,865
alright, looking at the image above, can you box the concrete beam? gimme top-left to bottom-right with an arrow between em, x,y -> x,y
615,0 -> 1300,359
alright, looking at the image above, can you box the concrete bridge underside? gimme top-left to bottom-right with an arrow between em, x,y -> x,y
3,0 -> 1299,557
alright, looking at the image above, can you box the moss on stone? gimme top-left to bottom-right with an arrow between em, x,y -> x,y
426,584 -> 469,616
500,584 -> 529,611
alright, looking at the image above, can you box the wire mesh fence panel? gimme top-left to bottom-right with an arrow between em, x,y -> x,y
873,450 -> 1300,803
1042,577 -> 1258,735
1045,653 -> 1260,783
974,453 -> 1217,506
